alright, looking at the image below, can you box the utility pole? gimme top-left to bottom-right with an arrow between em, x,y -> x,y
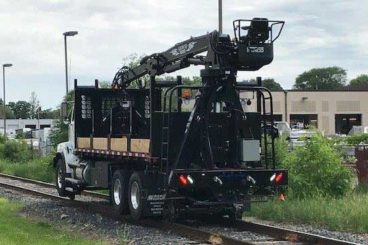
2,63 -> 12,138
218,0 -> 223,34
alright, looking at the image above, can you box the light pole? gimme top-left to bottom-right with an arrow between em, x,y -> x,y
218,0 -> 223,34
2,63 -> 12,137
63,31 -> 78,96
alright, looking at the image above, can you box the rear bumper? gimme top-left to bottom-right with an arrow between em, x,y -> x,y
169,168 -> 287,212
172,168 -> 288,188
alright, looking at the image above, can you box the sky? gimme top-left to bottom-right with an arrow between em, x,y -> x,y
0,0 -> 367,109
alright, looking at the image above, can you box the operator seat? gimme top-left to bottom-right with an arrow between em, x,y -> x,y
240,18 -> 269,44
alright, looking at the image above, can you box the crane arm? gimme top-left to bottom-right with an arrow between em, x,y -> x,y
112,32 -> 214,89
111,18 -> 285,89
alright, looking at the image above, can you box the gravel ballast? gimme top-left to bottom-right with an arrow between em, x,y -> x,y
245,217 -> 368,245
0,188 -> 197,245
1,176 -> 367,244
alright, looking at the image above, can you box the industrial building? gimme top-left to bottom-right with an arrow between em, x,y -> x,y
0,118 -> 54,136
240,87 -> 368,135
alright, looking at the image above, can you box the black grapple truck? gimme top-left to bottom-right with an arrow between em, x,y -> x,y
54,18 -> 288,220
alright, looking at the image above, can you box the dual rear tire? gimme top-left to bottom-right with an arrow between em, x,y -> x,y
111,170 -> 144,220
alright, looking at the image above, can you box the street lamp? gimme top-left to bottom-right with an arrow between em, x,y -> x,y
2,63 -> 12,137
63,31 -> 78,96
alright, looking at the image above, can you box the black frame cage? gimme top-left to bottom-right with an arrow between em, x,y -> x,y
73,76 -> 278,174
233,18 -> 285,44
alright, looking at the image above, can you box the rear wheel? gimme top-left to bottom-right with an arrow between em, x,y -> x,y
111,170 -> 129,215
128,172 -> 144,220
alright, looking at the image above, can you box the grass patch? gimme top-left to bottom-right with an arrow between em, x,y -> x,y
0,197 -> 106,245
247,194 -> 368,233
0,156 -> 54,183
0,137 -> 55,183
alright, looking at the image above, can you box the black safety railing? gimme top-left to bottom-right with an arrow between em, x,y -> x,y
161,85 -> 203,174
236,86 -> 276,169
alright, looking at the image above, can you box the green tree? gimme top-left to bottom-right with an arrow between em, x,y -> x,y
29,92 -> 40,119
183,76 -> 201,86
64,90 -> 74,103
99,81 -> 111,88
157,76 -> 201,86
0,106 -> 15,119
0,99 -> 15,119
7,101 -> 30,119
247,78 -> 283,91
49,90 -> 74,147
39,108 -> 59,119
349,74 -> 368,87
121,53 -> 149,89
49,117 -> 69,147
262,78 -> 283,91
294,67 -> 347,90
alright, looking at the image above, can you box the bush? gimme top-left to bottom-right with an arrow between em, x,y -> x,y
49,119 -> 68,148
0,140 -> 33,162
0,135 -> 6,144
345,134 -> 368,145
282,133 -> 353,198
274,137 -> 288,167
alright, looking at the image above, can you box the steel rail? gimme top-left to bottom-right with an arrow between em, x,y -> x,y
0,173 -> 359,245
233,219 -> 359,245
0,172 -> 109,200
0,176 -> 254,244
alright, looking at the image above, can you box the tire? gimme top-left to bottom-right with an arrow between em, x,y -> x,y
56,159 -> 67,197
68,193 -> 75,200
128,172 -> 144,220
111,170 -> 129,215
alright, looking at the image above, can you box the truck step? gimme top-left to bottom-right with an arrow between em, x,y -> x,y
67,162 -> 80,168
65,187 -> 74,192
65,178 -> 82,185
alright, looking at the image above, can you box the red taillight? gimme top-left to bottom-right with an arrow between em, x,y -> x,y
179,175 -> 188,186
275,173 -> 283,184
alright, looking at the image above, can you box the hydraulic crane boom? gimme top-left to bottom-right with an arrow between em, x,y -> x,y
112,18 -> 284,89
112,33 -> 211,89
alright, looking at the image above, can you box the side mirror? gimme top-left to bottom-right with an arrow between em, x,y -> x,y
61,102 -> 68,120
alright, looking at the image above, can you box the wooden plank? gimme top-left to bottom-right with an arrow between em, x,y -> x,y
77,137 -> 91,149
131,139 -> 150,153
111,137 -> 128,152
93,138 -> 108,150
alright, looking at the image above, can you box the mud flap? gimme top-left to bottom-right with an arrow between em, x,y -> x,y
143,193 -> 166,216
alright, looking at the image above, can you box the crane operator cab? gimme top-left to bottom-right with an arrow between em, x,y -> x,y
233,18 -> 284,71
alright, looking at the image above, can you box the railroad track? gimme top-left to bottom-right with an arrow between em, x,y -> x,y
0,173 -> 359,245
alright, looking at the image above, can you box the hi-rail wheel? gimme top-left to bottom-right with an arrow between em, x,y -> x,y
128,172 -> 144,220
111,170 -> 129,215
55,158 -> 75,200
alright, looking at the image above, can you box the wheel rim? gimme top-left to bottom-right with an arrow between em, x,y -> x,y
57,167 -> 63,189
113,178 -> 122,205
130,181 -> 140,210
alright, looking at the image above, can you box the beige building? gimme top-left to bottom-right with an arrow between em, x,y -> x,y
241,89 -> 368,135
